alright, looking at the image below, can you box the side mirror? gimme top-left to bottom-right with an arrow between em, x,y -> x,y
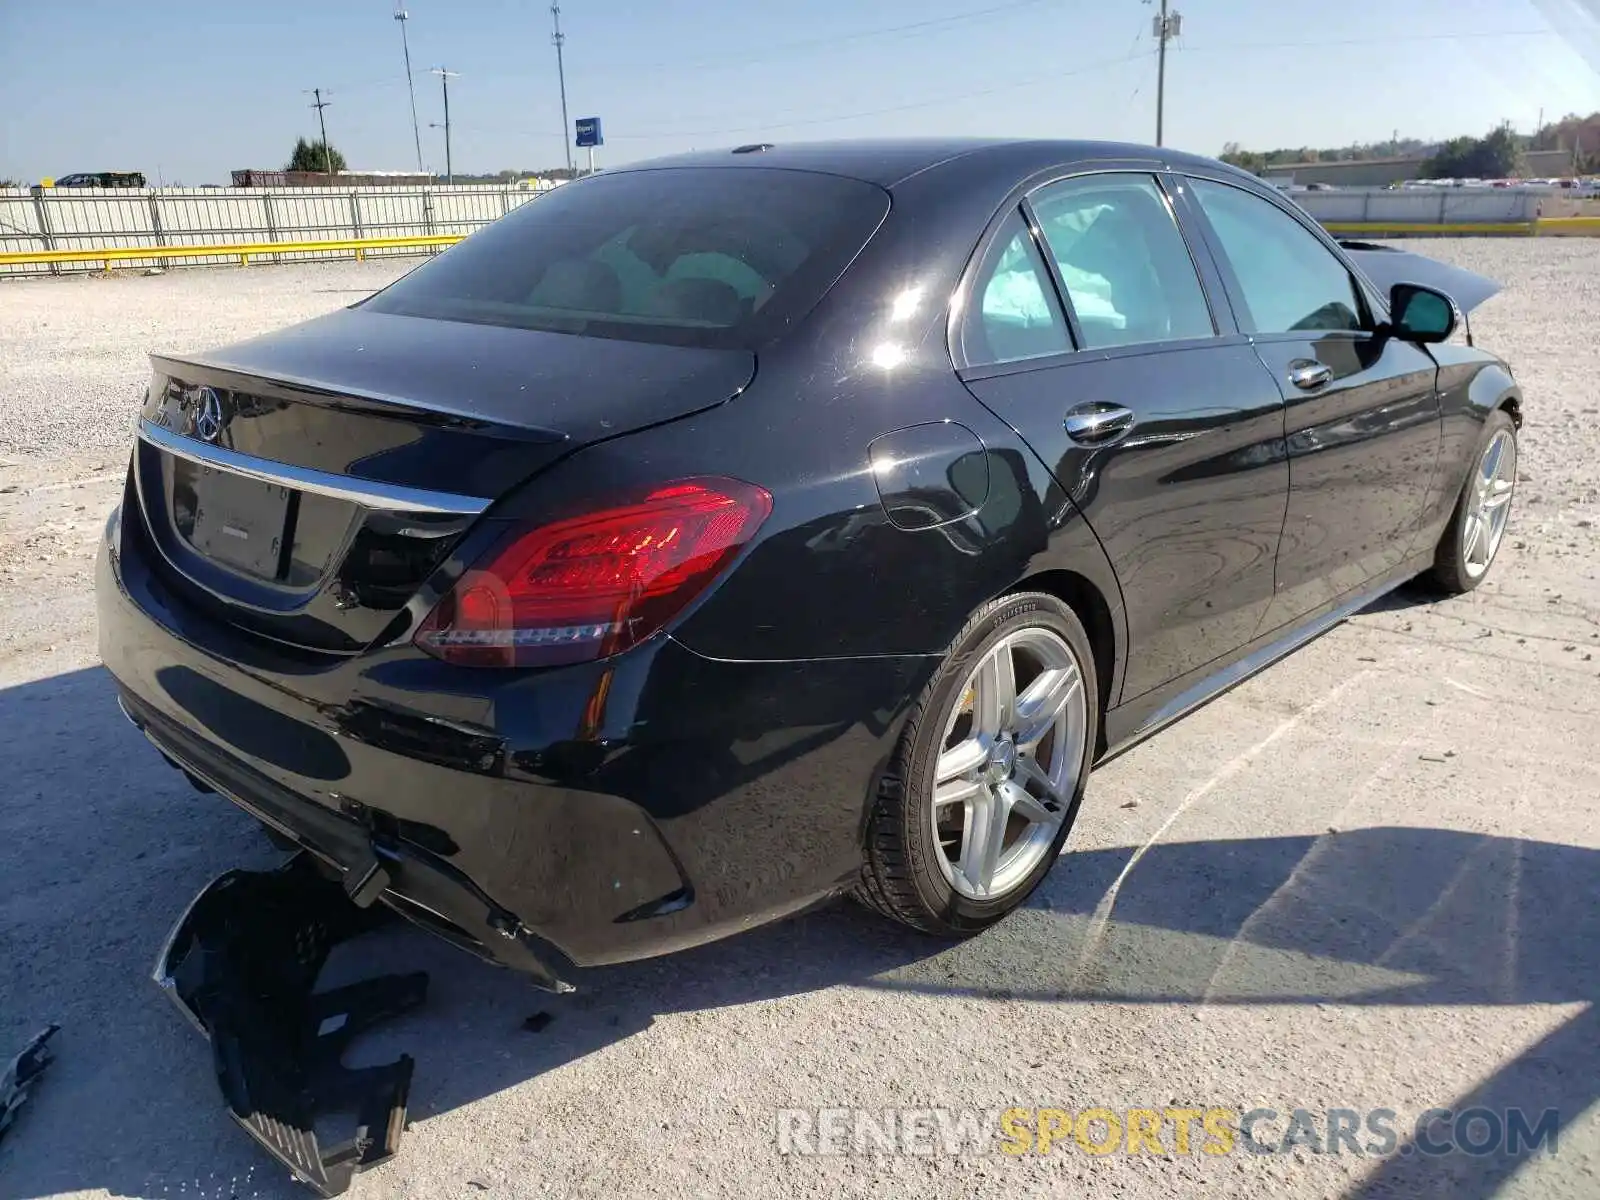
1388,283 -> 1458,344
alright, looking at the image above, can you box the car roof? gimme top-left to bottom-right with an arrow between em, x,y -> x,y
608,138 -> 1248,190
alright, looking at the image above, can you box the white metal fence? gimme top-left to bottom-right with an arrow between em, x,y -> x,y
1292,188 -> 1543,225
0,185 -> 544,276
0,182 -> 1554,279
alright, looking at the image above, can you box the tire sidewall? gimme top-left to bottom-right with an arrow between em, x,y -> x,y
898,592 -> 1099,932
1441,409 -> 1518,593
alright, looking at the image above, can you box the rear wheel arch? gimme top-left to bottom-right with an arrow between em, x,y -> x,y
1005,569 -> 1117,753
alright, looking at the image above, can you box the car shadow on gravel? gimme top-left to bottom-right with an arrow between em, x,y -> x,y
1357,578 -> 1448,616
0,666 -> 1592,1200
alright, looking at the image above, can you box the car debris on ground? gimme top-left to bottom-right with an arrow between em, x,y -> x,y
0,1024 -> 60,1144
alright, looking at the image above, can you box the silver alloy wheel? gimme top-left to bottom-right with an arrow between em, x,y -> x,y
930,627 -> 1088,900
1463,427 -> 1516,580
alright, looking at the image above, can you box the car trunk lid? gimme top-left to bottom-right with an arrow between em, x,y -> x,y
133,307 -> 755,654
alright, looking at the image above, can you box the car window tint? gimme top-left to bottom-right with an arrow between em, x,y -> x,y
1030,174 -> 1214,350
959,210 -> 1072,366
1189,179 -> 1367,335
364,168 -> 889,350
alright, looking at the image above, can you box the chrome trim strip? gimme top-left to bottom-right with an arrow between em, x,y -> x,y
135,417 -> 491,515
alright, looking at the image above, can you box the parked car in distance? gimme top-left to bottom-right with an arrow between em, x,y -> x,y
53,171 -> 146,188
101,138 -> 1522,997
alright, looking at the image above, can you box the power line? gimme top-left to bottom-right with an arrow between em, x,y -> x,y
601,0 -> 1052,75
321,21 -> 1563,101
343,0 -> 1053,93
459,48 -> 1151,143
1181,28 -> 1556,54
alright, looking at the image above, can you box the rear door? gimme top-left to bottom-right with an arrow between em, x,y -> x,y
956,171 -> 1290,705
1180,176 -> 1442,628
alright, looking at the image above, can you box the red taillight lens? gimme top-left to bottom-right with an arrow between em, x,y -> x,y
414,477 -> 772,667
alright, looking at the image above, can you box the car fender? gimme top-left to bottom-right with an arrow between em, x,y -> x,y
1417,347 -> 1521,543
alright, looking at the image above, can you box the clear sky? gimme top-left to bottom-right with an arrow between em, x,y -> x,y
3,0 -> 1598,184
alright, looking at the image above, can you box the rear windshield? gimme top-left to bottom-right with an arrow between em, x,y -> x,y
363,167 -> 890,350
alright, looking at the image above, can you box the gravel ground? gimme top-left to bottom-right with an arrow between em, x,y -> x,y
1,244 -> 1597,1200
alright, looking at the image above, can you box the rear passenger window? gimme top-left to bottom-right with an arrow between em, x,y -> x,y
1030,174 -> 1215,350
959,211 -> 1072,367
1189,178 -> 1367,335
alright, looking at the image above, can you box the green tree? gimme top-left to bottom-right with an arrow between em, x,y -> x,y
286,137 -> 346,174
1423,126 -> 1523,179
1219,142 -> 1266,174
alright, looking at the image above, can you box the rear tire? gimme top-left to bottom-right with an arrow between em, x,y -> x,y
855,592 -> 1099,936
1426,410 -> 1517,595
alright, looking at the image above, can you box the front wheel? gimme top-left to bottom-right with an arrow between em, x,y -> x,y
855,592 -> 1098,935
1426,410 -> 1518,595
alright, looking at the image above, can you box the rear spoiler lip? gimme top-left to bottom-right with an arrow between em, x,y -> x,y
148,351 -> 572,445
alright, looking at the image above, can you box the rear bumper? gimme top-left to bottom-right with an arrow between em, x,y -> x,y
124,681 -> 575,987
99,503 -> 933,976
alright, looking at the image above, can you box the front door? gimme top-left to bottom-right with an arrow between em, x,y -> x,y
1182,177 -> 1442,628
956,172 -> 1290,704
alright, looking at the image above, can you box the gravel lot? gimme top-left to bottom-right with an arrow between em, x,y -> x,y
1,244 -> 1597,1200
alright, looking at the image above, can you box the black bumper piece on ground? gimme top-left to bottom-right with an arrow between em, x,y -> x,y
154,852 -> 429,1197
0,1024 -> 60,1144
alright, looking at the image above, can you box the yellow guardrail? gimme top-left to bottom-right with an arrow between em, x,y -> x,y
1532,216 -> 1600,236
1327,217 -> 1600,237
1323,221 -> 1537,236
0,233 -> 467,270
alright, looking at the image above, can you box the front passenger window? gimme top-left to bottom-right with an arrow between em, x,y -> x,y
1189,179 -> 1367,335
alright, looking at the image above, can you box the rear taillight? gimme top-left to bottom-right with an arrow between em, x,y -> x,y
413,477 -> 772,667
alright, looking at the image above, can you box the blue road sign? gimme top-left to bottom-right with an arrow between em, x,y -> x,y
575,117 -> 603,148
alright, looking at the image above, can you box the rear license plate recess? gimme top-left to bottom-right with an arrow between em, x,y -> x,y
185,466 -> 293,579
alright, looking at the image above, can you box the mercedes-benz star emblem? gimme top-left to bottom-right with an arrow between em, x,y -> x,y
193,387 -> 223,444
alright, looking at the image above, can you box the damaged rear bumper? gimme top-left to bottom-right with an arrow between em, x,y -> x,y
152,852 -> 427,1197
122,683 -> 576,992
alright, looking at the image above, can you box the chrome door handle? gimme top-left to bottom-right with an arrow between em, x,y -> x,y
1288,359 -> 1333,391
1064,402 -> 1136,446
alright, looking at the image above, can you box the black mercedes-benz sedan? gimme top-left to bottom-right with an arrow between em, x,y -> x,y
100,139 -> 1521,990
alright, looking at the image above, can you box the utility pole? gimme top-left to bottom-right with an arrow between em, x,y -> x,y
552,2 -> 574,175
430,67 -> 458,183
1150,1 -> 1182,148
395,5 -> 425,174
309,88 -> 334,174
